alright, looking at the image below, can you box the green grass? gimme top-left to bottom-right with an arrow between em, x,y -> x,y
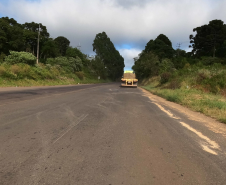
0,63 -> 111,87
142,77 -> 226,124
0,77 -> 110,87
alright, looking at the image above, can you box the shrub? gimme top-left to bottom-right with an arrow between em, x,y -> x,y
5,51 -> 36,65
159,58 -> 174,73
183,63 -> 191,69
75,71 -> 84,80
197,72 -> 208,83
11,65 -> 22,74
0,66 -> 6,76
166,94 -> 181,103
50,66 -> 60,77
167,80 -> 181,89
160,72 -> 171,84
21,64 -> 31,74
46,56 -> 83,73
71,56 -> 83,72
0,52 -> 6,63
201,57 -> 221,65
46,58 -> 55,65
172,57 -> 187,69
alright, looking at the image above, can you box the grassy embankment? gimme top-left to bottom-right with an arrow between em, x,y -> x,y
0,63 -> 110,87
141,63 -> 226,123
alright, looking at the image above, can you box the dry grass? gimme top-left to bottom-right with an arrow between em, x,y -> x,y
0,66 -> 6,75
11,65 -> 22,74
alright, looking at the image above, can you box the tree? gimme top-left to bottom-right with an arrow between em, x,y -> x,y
40,38 -> 59,59
90,56 -> 108,79
22,22 -> 50,55
132,34 -> 175,79
132,52 -> 160,79
156,34 -> 172,47
144,38 -> 174,60
189,19 -> 226,57
93,32 -> 124,80
66,46 -> 83,59
54,36 -> 70,56
0,17 -> 25,55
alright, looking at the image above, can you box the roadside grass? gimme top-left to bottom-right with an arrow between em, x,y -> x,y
0,77 -> 110,87
142,77 -> 226,124
0,63 -> 111,87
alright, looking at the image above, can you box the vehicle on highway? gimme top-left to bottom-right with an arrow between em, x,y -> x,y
121,70 -> 138,87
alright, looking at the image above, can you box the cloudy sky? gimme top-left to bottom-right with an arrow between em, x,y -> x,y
0,0 -> 226,70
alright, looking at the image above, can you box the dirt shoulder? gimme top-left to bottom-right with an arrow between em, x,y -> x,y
140,87 -> 226,139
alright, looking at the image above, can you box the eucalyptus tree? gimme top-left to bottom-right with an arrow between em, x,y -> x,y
93,32 -> 124,80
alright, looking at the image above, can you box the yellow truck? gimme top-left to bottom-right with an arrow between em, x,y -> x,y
121,71 -> 138,87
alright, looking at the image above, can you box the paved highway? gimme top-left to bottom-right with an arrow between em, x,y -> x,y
0,83 -> 226,185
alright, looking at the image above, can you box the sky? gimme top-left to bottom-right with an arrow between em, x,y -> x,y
0,0 -> 226,70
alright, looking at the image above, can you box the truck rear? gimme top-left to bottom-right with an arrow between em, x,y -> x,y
121,71 -> 138,87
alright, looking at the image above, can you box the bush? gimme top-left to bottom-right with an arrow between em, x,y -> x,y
5,51 -> 36,65
75,71 -> 84,80
197,73 -> 208,83
172,57 -> 187,69
11,65 -> 22,74
159,58 -> 175,73
46,58 -> 55,65
21,64 -> 31,75
167,80 -> 181,89
166,94 -> 181,103
201,57 -> 221,66
0,66 -> 6,76
160,72 -> 171,84
46,56 -> 83,73
183,63 -> 191,69
0,52 -> 6,63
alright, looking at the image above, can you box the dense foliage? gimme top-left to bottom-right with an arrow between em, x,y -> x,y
0,17 -> 122,82
4,51 -> 37,65
189,20 -> 226,58
93,32 -> 125,80
133,19 -> 226,97
133,19 -> 226,81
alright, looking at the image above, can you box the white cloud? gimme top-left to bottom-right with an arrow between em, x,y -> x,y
1,0 -> 226,68
119,48 -> 142,70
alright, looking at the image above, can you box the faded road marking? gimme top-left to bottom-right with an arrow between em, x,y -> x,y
146,94 -> 221,155
201,145 -> 217,155
180,121 -> 220,155
154,102 -> 221,155
154,103 -> 181,120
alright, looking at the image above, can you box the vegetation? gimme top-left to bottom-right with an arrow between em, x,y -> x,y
189,20 -> 226,58
141,71 -> 226,124
132,19 -> 226,123
0,17 -> 124,86
93,32 -> 125,80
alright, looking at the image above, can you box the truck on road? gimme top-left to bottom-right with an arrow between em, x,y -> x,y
121,71 -> 138,87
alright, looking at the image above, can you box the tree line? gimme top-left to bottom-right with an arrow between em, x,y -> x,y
0,17 -> 124,80
133,19 -> 226,79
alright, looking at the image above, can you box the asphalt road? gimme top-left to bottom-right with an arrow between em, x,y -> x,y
0,83 -> 226,185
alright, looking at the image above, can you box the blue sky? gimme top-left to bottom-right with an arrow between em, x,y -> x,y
1,0 -> 226,70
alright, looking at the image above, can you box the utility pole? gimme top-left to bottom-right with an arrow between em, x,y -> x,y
36,24 -> 40,64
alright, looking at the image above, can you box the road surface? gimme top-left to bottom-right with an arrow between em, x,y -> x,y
0,83 -> 226,185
